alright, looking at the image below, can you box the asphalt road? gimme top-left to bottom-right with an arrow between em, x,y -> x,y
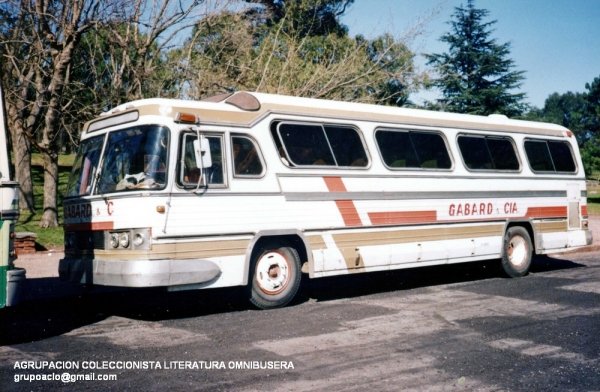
1,250 -> 599,391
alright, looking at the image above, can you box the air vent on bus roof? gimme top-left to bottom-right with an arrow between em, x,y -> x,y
225,92 -> 261,111
201,92 -> 233,103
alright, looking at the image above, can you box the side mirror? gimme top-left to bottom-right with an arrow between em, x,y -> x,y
193,137 -> 212,169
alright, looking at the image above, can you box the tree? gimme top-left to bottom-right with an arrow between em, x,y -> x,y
584,75 -> 600,137
0,0 -> 111,225
581,75 -> 600,176
425,0 -> 526,116
68,0 -> 206,116
540,92 -> 587,142
245,0 -> 353,37
178,2 -> 422,104
0,0 -> 207,227
523,75 -> 600,176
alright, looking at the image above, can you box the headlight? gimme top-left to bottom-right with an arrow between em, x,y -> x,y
119,232 -> 130,248
110,233 -> 119,248
133,232 -> 145,247
106,228 -> 151,250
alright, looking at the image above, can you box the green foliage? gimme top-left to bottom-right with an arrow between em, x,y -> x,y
246,0 -> 354,37
539,92 -> 587,137
525,74 -> 600,176
180,3 -> 421,104
588,180 -> 600,215
585,76 -> 600,135
581,135 -> 600,176
425,0 -> 526,116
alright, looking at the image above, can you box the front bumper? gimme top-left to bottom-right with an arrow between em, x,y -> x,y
59,257 -> 221,287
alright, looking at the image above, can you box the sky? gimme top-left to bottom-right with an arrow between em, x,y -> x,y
341,0 -> 600,108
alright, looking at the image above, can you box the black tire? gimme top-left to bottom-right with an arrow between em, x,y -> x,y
501,226 -> 533,277
249,246 -> 302,309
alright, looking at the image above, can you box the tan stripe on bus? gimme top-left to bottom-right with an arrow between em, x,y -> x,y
534,220 -> 568,233
93,239 -> 250,261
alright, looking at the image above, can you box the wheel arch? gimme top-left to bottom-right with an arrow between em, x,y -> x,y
505,220 -> 537,254
242,230 -> 312,285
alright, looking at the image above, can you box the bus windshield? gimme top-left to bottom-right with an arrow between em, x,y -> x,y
66,125 -> 169,197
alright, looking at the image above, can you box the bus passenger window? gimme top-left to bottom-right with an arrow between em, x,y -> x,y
458,135 -> 519,171
278,123 -> 335,166
524,140 -> 554,171
458,136 -> 491,169
324,125 -> 368,167
487,137 -> 520,170
272,121 -> 368,168
232,136 -> 264,176
524,139 -> 576,173
376,129 -> 451,170
411,132 -> 452,169
548,141 -> 576,172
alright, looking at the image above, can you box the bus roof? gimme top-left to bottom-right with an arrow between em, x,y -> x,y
85,91 -> 568,137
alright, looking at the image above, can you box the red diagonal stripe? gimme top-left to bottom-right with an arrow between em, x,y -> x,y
323,177 -> 362,227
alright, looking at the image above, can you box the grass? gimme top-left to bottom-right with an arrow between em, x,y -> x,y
15,154 -> 75,250
588,180 -> 600,216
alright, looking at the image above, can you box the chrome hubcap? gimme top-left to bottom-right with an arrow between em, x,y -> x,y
255,251 -> 290,295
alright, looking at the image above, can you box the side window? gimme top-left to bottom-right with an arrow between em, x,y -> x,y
524,139 -> 576,173
324,126 -> 368,167
457,136 -> 491,169
548,141 -> 576,172
179,133 -> 225,187
411,132 -> 452,169
232,135 -> 264,176
273,121 -> 368,168
376,130 -> 416,168
279,123 -> 335,166
375,129 -> 451,169
487,137 -> 520,170
458,135 -> 520,171
524,140 -> 553,171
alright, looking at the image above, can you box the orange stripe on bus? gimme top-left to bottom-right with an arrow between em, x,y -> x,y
323,176 -> 362,227
65,221 -> 115,232
334,200 -> 362,226
323,176 -> 347,192
525,206 -> 567,219
369,210 -> 438,225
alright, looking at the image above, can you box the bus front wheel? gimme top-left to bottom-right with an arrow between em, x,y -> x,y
250,246 -> 301,309
501,226 -> 532,277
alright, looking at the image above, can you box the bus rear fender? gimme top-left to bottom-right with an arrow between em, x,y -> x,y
505,220 -> 537,255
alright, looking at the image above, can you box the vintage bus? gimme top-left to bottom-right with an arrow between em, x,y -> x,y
0,83 -> 20,308
59,91 -> 593,309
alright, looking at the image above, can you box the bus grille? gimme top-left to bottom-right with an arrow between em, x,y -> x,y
71,231 -> 106,250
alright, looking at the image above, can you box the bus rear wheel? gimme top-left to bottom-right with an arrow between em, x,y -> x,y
501,226 -> 532,277
250,246 -> 301,309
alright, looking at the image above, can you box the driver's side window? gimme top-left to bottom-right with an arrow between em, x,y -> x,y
179,133 -> 225,187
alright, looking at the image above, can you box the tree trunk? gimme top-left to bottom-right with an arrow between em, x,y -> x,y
39,94 -> 64,228
39,150 -> 59,228
7,104 -> 34,213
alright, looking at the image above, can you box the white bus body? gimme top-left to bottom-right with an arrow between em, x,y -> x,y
59,92 -> 593,309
